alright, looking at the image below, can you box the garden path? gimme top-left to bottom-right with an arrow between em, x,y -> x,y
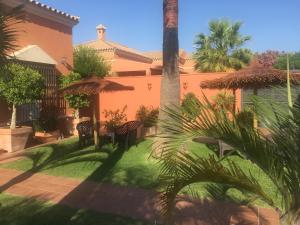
0,168 -> 279,225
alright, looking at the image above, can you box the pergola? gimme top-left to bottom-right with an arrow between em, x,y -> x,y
201,67 -> 300,90
200,67 -> 300,127
61,75 -> 134,146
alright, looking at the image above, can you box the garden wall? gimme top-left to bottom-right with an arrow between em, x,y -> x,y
95,73 -> 242,121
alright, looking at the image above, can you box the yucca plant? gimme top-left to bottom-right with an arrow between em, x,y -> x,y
0,3 -> 23,71
155,95 -> 300,225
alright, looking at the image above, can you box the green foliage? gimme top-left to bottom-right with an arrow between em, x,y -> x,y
274,52 -> 300,70
181,93 -> 201,120
212,91 -> 235,113
236,109 -> 254,128
60,72 -> 90,113
103,106 -> 128,131
194,19 -> 252,72
136,105 -> 159,128
0,4 -> 22,70
155,94 -> 300,224
0,64 -> 44,105
74,46 -> 110,78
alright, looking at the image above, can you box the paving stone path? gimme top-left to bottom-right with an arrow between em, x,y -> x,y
0,167 -> 279,225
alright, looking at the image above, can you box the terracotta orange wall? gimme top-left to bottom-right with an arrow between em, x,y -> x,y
13,13 -> 74,74
98,73 -> 242,121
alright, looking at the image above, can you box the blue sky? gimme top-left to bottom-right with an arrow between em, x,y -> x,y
41,0 -> 300,53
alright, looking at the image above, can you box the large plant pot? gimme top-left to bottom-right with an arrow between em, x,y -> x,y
72,117 -> 91,136
0,126 -> 33,153
35,130 -> 60,144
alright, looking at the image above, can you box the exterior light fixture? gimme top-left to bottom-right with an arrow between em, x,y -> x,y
61,56 -> 68,66
183,82 -> 188,90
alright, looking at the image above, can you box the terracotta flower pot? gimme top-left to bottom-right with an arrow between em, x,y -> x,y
0,126 -> 33,153
35,130 -> 60,144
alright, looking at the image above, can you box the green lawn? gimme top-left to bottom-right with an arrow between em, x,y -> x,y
0,194 -> 155,225
0,137 -> 278,206
0,138 -> 161,189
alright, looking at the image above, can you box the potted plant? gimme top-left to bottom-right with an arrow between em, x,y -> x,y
136,105 -> 159,137
103,106 -> 128,133
33,107 -> 61,143
60,71 -> 90,135
0,63 -> 44,152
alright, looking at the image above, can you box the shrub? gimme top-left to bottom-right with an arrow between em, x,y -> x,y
212,92 -> 235,113
181,93 -> 201,120
0,63 -> 44,129
103,106 -> 127,131
236,110 -> 254,128
136,105 -> 159,128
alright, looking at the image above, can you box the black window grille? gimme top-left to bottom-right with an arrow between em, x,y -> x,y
15,61 -> 66,124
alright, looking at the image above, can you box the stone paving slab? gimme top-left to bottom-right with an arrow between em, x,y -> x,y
0,168 -> 279,225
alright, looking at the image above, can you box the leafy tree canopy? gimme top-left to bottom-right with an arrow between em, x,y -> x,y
0,63 -> 44,106
60,72 -> 90,115
194,19 -> 252,72
274,52 -> 300,70
73,46 -> 110,78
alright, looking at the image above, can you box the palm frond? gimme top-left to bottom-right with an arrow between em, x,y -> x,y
159,153 -> 275,222
0,3 -> 23,70
155,93 -> 300,222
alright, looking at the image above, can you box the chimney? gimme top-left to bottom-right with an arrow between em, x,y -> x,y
96,24 -> 107,40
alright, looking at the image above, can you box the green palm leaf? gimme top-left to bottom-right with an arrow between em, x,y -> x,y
0,3 -> 23,70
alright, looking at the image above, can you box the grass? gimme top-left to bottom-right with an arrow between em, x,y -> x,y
0,193 -> 156,225
0,137 -> 278,207
0,138 -> 161,189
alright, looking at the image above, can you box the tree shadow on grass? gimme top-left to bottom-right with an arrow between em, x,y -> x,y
0,194 -> 152,225
0,138 -> 118,193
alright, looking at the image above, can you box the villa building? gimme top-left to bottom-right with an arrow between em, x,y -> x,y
0,0 -> 79,125
77,24 -> 240,122
78,25 -> 197,76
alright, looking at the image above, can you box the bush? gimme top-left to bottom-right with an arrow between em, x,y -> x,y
103,106 -> 127,132
212,92 -> 235,113
236,110 -> 254,128
136,105 -> 159,128
181,93 -> 201,120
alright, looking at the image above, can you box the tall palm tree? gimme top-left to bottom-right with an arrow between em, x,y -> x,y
0,3 -> 22,71
194,19 -> 252,72
158,0 -> 180,139
156,96 -> 300,225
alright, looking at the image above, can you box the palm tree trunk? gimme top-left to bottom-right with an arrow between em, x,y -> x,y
155,0 -> 180,157
159,0 -> 180,124
10,104 -> 17,129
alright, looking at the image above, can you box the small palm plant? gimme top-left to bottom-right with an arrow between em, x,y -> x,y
155,95 -> 300,225
0,3 -> 23,70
